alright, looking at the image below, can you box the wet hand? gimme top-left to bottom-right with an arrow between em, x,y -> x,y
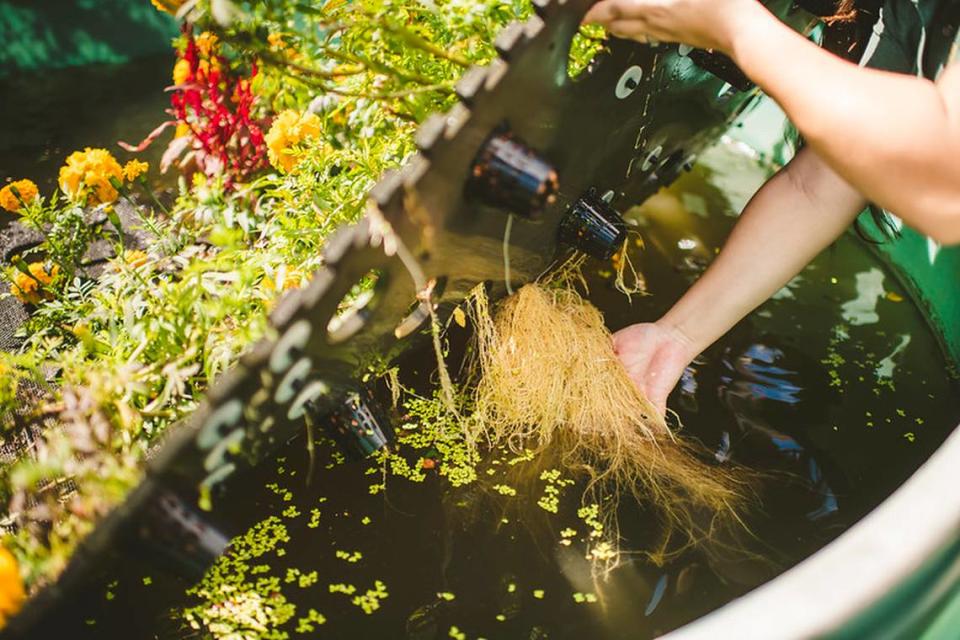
612,321 -> 698,415
582,0 -> 757,53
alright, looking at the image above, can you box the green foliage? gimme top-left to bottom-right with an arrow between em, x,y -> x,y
0,0 -> 607,601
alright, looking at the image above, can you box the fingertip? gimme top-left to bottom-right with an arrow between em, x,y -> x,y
581,1 -> 606,25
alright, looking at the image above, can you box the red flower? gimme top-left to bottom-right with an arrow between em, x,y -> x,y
121,25 -> 270,186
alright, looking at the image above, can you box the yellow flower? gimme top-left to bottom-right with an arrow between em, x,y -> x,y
0,547 -> 24,628
175,122 -> 192,139
0,179 -> 38,213
268,32 -> 287,50
195,31 -> 219,58
28,262 -> 57,287
123,160 -> 149,182
10,262 -> 59,305
121,250 -> 149,268
150,0 -> 184,14
264,265 -> 304,293
265,110 -> 323,173
267,32 -> 300,61
173,58 -> 191,85
59,148 -> 124,206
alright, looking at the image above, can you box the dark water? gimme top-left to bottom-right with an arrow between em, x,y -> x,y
59,142 -> 960,639
0,54 -> 174,196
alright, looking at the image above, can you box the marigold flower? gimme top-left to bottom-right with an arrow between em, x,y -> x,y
195,32 -> 219,58
265,110 -> 323,173
150,0 -> 184,14
123,160 -> 149,182
267,32 -> 300,61
121,250 -> 149,269
173,58 -> 191,85
10,262 -> 59,305
0,179 -> 38,213
59,147 -> 124,206
0,547 -> 24,628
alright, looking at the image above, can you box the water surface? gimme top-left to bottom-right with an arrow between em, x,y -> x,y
75,141 -> 960,639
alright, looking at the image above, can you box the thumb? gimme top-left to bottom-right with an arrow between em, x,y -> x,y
583,0 -> 622,25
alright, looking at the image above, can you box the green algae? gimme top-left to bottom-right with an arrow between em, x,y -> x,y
183,517 -> 295,640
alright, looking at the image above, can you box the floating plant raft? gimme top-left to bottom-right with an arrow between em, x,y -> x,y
0,0 -> 813,636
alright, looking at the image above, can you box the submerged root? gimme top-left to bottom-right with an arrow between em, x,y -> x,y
464,282 -> 752,568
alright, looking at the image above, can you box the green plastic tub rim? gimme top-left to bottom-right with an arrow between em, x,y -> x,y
0,0 -> 177,76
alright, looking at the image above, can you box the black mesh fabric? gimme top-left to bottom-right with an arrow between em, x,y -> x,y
0,202 -> 153,532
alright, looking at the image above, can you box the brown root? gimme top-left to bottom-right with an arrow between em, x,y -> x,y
464,281 -> 752,568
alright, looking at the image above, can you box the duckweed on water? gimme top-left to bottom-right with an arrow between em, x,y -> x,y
334,550 -> 363,564
537,468 -> 575,513
328,583 -> 356,596
350,580 -> 389,615
183,518 -> 295,640
283,569 -> 318,589
370,391 -> 481,492
294,609 -> 326,633
492,484 -> 517,496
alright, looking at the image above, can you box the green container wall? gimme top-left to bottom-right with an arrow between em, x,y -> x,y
0,0 -> 177,76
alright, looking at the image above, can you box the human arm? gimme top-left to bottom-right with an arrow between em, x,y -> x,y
613,146 -> 866,412
583,0 -> 960,243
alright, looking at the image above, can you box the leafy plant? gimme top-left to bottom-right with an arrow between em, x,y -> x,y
0,0 -> 606,610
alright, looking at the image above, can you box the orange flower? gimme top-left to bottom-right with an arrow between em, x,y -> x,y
121,250 -> 148,268
150,0 -> 184,14
268,32 -> 286,50
195,32 -> 219,58
10,262 -> 59,305
265,110 -> 323,173
122,160 -> 149,182
267,32 -> 300,59
0,180 -> 38,213
0,547 -> 24,628
59,148 -> 124,206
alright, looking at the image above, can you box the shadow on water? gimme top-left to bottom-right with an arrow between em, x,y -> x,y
0,54 -> 175,197
43,141 -> 959,640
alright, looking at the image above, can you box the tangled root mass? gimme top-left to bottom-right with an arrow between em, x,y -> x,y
463,282 -> 752,564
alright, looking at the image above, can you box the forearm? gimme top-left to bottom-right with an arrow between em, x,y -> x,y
728,5 -> 960,241
660,148 -> 866,354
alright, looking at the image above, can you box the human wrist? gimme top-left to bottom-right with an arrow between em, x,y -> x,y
653,317 -> 702,364
723,1 -> 780,61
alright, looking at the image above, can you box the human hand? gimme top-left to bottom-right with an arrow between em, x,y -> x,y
612,321 -> 699,415
582,0 -> 761,53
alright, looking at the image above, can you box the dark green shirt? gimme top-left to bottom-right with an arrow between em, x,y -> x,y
859,0 -> 960,78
